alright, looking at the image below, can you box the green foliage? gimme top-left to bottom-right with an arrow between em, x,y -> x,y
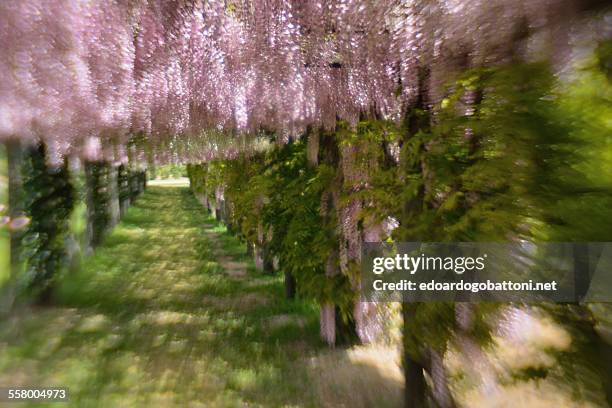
186,163 -> 207,195
86,162 -> 111,248
187,160 -> 228,205
152,164 -> 186,179
187,140 -> 356,311
389,62 -> 576,381
129,169 -> 146,202
337,119 -> 404,224
551,38 -> 612,242
396,63 -> 572,243
117,164 -> 130,207
396,55 -> 612,403
541,42 -> 612,404
180,51 -> 611,405
21,144 -> 75,301
258,141 -> 341,304
223,154 -> 266,244
205,160 -> 227,200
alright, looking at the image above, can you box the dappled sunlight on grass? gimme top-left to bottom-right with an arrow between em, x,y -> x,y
446,309 -> 607,408
308,345 -> 404,408
0,188 -> 293,406
0,186 -> 404,407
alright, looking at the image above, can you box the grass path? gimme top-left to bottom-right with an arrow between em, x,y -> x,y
0,185 -> 605,408
0,186 -> 325,407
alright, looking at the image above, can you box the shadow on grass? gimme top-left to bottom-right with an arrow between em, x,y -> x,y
0,186 -> 402,407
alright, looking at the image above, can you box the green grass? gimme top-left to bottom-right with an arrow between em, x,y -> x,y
0,186 -> 324,407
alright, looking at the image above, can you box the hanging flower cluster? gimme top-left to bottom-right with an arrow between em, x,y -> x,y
0,0 -> 601,162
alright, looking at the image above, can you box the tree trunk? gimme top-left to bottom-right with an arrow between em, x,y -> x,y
6,139 -> 23,276
254,246 -> 264,270
255,220 -> 265,270
215,206 -> 222,221
215,186 -> 224,221
354,216 -> 387,343
403,304 -> 427,408
202,195 -> 209,213
108,164 -> 120,227
263,244 -> 274,274
573,243 -> 590,302
317,130 -> 346,347
427,349 -> 457,408
335,304 -> 358,345
84,164 -> 97,255
118,164 -> 130,218
320,304 -> 336,347
1,140 -> 23,314
401,67 -> 433,408
224,199 -> 234,233
404,359 -> 427,408
84,162 -> 110,252
141,170 -> 147,191
284,271 -> 296,299
307,127 -> 319,167
21,144 -> 75,304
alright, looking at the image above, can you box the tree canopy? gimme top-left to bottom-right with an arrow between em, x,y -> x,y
1,0 -> 608,162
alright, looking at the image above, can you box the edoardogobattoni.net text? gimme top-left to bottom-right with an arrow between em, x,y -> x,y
373,279 -> 559,293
